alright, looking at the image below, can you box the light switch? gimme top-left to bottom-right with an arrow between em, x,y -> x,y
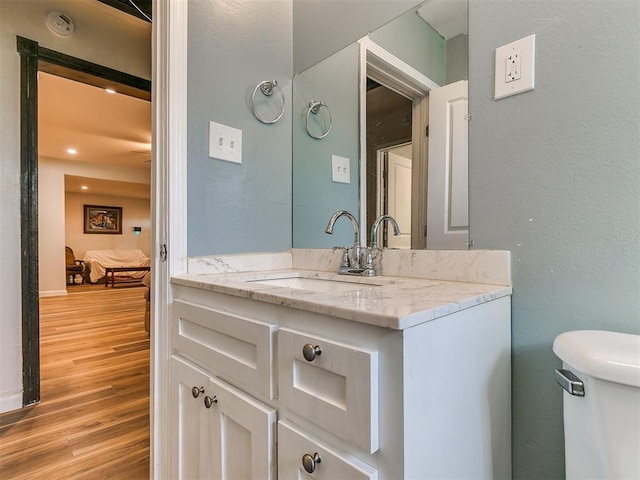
209,121 -> 242,164
331,155 -> 350,184
494,34 -> 535,100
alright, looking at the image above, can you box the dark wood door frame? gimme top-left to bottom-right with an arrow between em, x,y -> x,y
16,36 -> 151,406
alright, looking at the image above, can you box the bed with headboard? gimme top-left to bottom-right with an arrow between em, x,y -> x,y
83,249 -> 150,284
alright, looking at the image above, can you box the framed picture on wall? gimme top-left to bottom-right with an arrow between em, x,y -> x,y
84,205 -> 122,234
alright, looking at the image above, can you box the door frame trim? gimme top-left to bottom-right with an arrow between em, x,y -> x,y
151,0 -> 189,477
16,36 -> 151,407
358,38 -> 439,249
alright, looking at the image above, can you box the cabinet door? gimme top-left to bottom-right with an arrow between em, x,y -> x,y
170,356 -> 215,480
171,356 -> 277,480
278,420 -> 378,480
278,328 -> 379,453
208,375 -> 277,480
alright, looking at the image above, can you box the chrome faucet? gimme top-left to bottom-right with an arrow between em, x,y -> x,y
370,215 -> 401,250
324,210 -> 366,274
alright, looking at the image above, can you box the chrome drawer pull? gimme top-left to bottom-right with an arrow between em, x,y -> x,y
302,452 -> 321,473
555,369 -> 585,397
303,344 -> 322,362
192,386 -> 205,399
204,395 -> 218,408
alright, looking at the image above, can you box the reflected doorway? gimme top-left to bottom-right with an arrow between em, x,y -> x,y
376,143 -> 412,248
365,79 -> 419,248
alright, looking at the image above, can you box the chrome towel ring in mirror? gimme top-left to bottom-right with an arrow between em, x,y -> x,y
250,80 -> 285,124
304,100 -> 332,139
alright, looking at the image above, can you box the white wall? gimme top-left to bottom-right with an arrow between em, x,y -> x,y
61,193 -> 150,289
39,156 -> 150,296
39,159 -> 67,297
65,193 -> 151,261
0,0 -> 150,412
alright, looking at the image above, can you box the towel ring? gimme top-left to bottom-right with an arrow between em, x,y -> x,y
304,100 -> 332,139
250,80 -> 285,124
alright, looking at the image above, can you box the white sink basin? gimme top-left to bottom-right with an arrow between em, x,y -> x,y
247,276 -> 384,294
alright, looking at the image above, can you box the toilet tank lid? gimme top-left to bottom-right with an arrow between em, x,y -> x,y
553,330 -> 640,388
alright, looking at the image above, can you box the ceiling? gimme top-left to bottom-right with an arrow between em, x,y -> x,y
97,0 -> 152,22
417,0 -> 468,39
38,71 -> 152,199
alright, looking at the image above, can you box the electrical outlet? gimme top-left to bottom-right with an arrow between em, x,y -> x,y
505,52 -> 521,82
495,34 -> 535,100
331,155 -> 350,183
209,121 -> 242,164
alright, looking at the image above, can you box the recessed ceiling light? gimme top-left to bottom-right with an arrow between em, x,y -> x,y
67,148 -> 77,154
81,185 -> 88,190
105,88 -> 116,94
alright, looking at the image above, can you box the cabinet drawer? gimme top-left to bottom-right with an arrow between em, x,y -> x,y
278,327 -> 379,453
173,299 -> 276,399
278,420 -> 378,480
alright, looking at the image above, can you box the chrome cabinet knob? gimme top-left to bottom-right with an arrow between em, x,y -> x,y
303,344 -> 322,362
204,395 -> 218,408
192,386 -> 205,398
302,452 -> 321,473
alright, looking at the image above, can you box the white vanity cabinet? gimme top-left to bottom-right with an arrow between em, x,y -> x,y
170,278 -> 512,479
170,356 -> 277,480
169,292 -> 278,480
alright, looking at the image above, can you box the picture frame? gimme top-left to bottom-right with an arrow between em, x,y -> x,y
84,205 -> 122,234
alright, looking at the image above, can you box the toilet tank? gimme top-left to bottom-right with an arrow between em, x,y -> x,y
553,330 -> 640,479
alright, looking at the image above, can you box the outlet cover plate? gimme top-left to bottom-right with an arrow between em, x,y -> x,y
495,34 -> 535,100
332,155 -> 350,183
209,121 -> 242,164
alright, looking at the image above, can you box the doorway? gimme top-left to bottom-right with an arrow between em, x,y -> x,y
366,79 -> 414,248
375,143 -> 413,248
359,38 -> 437,250
17,36 -> 151,406
360,39 -> 469,251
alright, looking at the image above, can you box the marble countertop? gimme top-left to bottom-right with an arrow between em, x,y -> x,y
172,269 -> 512,330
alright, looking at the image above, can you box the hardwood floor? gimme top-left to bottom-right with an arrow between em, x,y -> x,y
0,288 -> 150,479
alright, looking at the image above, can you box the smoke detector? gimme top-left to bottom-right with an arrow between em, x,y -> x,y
46,11 -> 75,37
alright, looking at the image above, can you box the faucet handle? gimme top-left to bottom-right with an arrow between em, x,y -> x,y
332,246 -> 351,267
363,248 -> 374,269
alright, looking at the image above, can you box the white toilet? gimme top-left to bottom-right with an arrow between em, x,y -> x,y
553,330 -> 640,479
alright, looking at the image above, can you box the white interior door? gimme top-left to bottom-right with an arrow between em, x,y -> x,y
427,79 -> 469,250
385,146 -> 412,249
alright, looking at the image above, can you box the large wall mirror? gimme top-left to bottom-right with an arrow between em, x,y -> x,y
292,0 -> 468,250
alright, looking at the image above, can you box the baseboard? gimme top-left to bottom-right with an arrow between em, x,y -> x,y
0,392 -> 23,414
39,289 -> 68,298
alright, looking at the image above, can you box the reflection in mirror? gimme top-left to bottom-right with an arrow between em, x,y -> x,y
292,0 -> 468,250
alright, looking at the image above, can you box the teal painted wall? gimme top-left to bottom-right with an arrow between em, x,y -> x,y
468,0 -> 640,477
187,0 -> 292,256
370,7 -> 445,85
293,0 -> 418,74
292,44 -> 361,248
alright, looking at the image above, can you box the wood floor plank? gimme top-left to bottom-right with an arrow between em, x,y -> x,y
0,288 -> 150,479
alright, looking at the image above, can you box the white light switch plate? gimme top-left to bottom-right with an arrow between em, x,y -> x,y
494,34 -> 535,100
209,121 -> 242,164
332,155 -> 350,183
